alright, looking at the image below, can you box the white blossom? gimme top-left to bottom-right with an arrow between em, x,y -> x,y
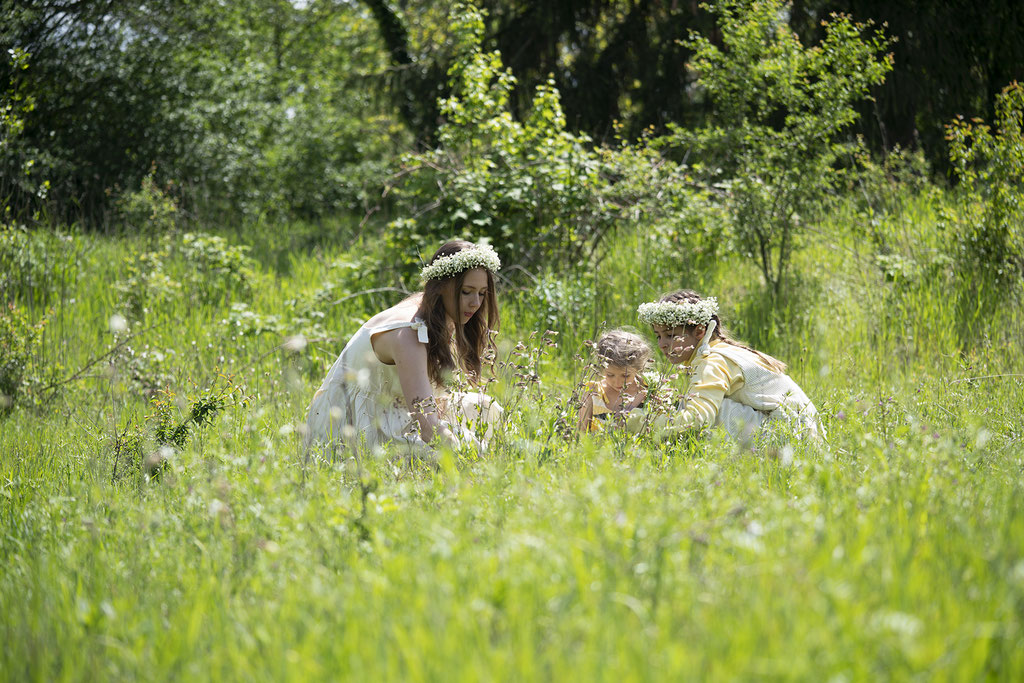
637,298 -> 718,327
420,244 -> 501,282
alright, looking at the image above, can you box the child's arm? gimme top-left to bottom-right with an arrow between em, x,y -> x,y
673,354 -> 739,431
576,392 -> 596,433
623,384 -> 647,412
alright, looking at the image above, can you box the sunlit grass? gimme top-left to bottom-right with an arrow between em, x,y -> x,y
1,190 -> 1023,680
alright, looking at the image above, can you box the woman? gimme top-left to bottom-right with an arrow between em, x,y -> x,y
305,240 -> 502,453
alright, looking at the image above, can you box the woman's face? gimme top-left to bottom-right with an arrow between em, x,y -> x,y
652,324 -> 704,363
457,268 -> 489,324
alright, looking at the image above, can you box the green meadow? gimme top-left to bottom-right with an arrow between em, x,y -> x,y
2,186 -> 1023,680
4,0 -> 1024,679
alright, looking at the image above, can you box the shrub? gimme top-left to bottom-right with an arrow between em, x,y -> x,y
677,0 -> 893,297
114,231 -> 257,318
0,303 -> 52,415
114,247 -> 181,320
383,3 -> 701,276
0,47 -> 51,219
945,82 -> 1024,294
114,167 -> 179,235
1,223 -> 51,305
176,232 -> 256,306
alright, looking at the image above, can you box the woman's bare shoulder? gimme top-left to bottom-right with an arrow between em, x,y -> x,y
364,295 -> 424,364
364,294 -> 422,328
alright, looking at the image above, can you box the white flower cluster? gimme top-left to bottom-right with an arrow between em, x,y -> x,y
420,244 -> 501,282
637,297 -> 718,327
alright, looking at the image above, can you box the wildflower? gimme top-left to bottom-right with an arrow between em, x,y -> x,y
637,298 -> 718,327
420,243 -> 501,281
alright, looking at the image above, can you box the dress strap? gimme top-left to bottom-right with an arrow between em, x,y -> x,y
368,318 -> 430,344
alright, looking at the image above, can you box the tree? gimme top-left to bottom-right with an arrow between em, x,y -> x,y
679,0 -> 893,297
0,0 -> 404,224
792,0 -> 1024,168
362,0 -> 720,145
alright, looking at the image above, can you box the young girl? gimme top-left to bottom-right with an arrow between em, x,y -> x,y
637,290 -> 822,442
577,330 -> 652,433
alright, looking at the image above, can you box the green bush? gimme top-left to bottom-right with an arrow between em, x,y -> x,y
384,3 -> 704,276
0,222 -> 80,309
677,0 -> 893,297
177,232 -> 256,306
0,303 -> 52,415
114,231 -> 257,318
0,47 -> 51,219
114,248 -> 181,320
946,82 -> 1024,297
114,168 -> 179,235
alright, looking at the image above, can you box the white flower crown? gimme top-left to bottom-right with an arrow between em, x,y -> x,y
420,244 -> 501,282
637,298 -> 718,327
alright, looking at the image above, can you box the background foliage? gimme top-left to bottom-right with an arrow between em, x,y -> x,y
2,0 -> 1024,679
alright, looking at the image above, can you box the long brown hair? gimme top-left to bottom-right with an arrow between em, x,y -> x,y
417,240 -> 500,387
659,289 -> 788,373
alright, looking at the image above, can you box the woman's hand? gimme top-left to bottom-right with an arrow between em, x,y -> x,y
434,422 -> 462,450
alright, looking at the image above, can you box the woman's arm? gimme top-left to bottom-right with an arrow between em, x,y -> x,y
380,326 -> 456,446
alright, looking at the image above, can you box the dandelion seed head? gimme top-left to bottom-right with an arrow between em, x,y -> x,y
283,334 -> 307,352
109,314 -> 128,334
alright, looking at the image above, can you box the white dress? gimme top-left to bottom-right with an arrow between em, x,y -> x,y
710,344 -> 823,442
304,318 -> 500,453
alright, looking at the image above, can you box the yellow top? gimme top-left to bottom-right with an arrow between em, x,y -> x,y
676,338 -> 775,430
582,379 -> 647,433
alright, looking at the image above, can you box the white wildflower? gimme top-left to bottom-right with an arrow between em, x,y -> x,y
282,334 -> 307,352
109,314 -> 128,334
637,298 -> 718,327
420,244 -> 501,282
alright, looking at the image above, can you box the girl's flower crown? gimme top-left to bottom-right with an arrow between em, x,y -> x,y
637,298 -> 718,327
421,244 -> 501,282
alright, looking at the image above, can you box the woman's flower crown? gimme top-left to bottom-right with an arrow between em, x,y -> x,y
637,298 -> 718,327
421,244 -> 501,282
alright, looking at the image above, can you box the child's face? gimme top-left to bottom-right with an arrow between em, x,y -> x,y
602,365 -> 637,391
653,324 -> 703,363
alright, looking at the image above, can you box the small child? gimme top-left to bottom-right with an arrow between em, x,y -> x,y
637,290 -> 823,442
577,330 -> 652,433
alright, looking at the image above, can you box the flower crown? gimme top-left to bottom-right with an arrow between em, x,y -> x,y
637,297 -> 718,327
420,244 -> 501,282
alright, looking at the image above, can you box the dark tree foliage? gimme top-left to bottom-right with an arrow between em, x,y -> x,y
788,0 -> 1024,166
4,0 -> 1023,225
484,0 -> 720,141
366,0 -> 720,144
369,0 -> 1023,164
363,0 -> 444,145
2,0 -> 400,224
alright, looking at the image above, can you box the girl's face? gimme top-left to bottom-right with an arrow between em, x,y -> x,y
457,268 -> 489,324
652,324 -> 704,363
602,365 -> 637,391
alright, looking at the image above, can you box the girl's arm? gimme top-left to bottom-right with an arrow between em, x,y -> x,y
672,355 -> 736,431
623,383 -> 647,412
576,393 -> 596,433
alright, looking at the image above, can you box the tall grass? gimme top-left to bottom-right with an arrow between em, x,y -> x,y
1,189 -> 1022,680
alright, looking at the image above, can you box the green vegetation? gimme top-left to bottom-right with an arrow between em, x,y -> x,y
2,0 -> 1023,680
2,188 -> 1023,679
